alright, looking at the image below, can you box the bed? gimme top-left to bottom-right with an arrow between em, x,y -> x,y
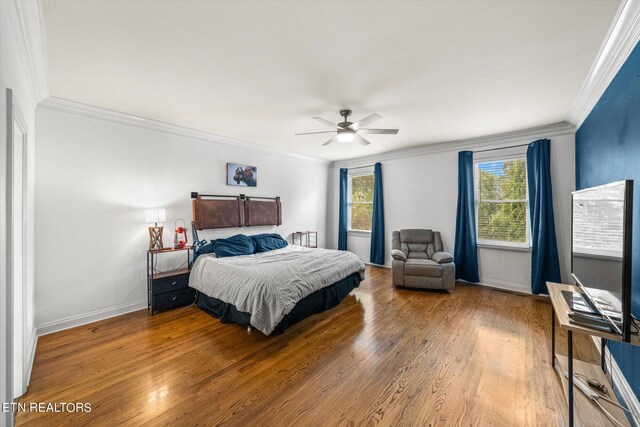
189,245 -> 365,335
188,193 -> 365,335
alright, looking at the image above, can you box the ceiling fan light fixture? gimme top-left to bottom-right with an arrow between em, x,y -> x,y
337,130 -> 355,143
297,110 -> 397,147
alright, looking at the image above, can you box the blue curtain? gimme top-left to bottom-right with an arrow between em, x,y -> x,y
454,151 -> 479,282
338,168 -> 348,250
527,139 -> 561,294
370,162 -> 385,264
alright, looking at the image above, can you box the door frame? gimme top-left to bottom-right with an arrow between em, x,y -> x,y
6,87 -> 28,401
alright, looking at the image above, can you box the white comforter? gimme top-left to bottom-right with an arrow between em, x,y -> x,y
189,245 -> 365,335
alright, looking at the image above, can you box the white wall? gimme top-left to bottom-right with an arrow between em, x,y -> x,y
1,0 -> 49,414
34,99 -> 330,333
328,127 -> 575,293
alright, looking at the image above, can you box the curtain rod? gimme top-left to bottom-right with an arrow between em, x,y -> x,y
346,164 -> 375,170
473,142 -> 530,154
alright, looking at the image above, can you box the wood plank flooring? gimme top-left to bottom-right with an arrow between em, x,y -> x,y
17,266 -> 598,426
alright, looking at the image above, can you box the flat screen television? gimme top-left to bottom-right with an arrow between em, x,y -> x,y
571,180 -> 634,341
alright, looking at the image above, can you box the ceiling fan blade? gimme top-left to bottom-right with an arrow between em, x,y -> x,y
357,128 -> 399,135
348,113 -> 382,130
322,136 -> 339,146
354,135 -> 371,146
295,131 -> 336,136
312,117 -> 342,129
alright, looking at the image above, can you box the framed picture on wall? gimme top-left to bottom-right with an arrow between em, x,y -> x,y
227,163 -> 257,187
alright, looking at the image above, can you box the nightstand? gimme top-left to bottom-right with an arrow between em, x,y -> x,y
146,246 -> 196,315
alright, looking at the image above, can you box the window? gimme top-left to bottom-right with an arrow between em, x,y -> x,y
349,172 -> 374,232
475,156 -> 530,248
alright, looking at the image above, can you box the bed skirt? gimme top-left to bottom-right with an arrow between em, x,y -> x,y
195,272 -> 362,335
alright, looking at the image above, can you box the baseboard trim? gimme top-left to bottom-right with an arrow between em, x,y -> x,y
363,261 -> 391,269
25,329 -> 37,387
477,277 -> 531,295
37,299 -> 147,336
591,336 -> 640,426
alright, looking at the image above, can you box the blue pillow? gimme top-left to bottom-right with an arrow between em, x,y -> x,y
213,234 -> 256,258
250,233 -> 288,253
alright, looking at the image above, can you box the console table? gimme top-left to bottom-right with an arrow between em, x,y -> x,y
548,281 -> 639,426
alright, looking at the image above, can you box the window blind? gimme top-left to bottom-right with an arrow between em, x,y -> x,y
475,158 -> 530,245
350,174 -> 374,231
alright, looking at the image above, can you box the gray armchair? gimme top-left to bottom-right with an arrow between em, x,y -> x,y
391,229 -> 455,291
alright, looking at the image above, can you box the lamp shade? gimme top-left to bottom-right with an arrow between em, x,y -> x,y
145,208 -> 166,224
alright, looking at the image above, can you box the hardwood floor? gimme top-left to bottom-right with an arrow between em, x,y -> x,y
17,266 -> 598,426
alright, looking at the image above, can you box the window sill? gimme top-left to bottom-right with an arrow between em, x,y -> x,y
348,230 -> 371,237
477,242 -> 530,252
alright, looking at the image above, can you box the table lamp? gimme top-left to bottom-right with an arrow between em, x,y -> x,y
145,208 -> 166,250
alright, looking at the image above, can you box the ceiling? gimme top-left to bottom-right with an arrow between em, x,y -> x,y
43,0 -> 621,161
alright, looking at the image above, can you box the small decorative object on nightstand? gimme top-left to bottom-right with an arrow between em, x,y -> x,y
292,231 -> 317,248
145,208 -> 166,250
147,246 -> 196,314
173,218 -> 188,249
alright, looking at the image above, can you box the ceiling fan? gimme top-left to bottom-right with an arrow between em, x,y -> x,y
295,109 -> 399,146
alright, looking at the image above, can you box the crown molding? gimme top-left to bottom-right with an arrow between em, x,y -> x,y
568,0 -> 640,129
38,97 -> 331,165
3,0 -> 51,103
332,122 -> 575,168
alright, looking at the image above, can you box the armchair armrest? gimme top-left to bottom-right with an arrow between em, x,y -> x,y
432,251 -> 454,264
390,249 -> 407,261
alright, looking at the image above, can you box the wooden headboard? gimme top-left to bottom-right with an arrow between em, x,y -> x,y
191,193 -> 282,230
